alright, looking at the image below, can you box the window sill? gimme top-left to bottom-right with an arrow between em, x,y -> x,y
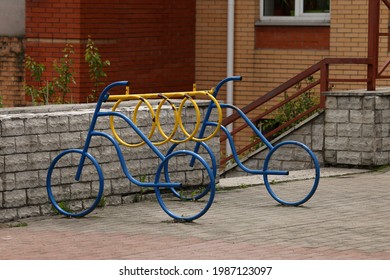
255,19 -> 330,27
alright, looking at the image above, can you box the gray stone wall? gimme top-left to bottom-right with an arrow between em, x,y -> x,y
324,89 -> 390,166
0,101 -> 219,222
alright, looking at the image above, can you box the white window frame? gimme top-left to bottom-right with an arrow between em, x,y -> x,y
260,0 -> 330,24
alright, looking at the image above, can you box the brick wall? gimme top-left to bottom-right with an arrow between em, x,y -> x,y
24,0 -> 196,104
0,37 -> 26,107
0,101 -> 219,222
196,0 -> 390,100
255,26 -> 330,50
195,0 -> 390,151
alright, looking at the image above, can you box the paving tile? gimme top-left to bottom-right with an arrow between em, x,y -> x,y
0,168 -> 389,260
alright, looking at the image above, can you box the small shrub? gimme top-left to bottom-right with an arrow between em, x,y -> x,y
97,196 -> 106,208
262,75 -> 319,138
24,45 -> 76,105
85,36 -> 110,102
53,44 -> 76,103
24,37 -> 107,105
24,56 -> 54,105
53,201 -> 72,214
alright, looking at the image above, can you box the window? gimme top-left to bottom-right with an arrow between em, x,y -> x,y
260,0 -> 330,23
256,0 -> 330,49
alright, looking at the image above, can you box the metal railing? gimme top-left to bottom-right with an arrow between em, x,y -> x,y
220,58 -> 372,165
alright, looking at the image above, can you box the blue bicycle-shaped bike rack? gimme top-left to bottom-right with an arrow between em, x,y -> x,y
46,77 -> 320,222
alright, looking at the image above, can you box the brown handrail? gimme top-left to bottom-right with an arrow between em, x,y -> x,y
222,58 -> 371,128
220,79 -> 320,142
220,58 -> 373,166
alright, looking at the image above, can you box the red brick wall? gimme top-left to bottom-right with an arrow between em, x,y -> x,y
25,0 -> 196,104
255,26 -> 330,50
0,37 -> 26,107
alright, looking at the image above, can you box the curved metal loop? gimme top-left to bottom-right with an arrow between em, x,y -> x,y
153,94 -> 180,146
189,92 -> 222,142
109,91 -> 223,146
169,94 -> 201,144
109,97 -> 157,147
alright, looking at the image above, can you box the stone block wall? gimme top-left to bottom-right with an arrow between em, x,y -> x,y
324,90 -> 390,166
0,101 -> 219,222
222,88 -> 390,179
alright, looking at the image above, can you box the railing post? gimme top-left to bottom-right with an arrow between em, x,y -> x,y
367,0 -> 381,90
320,62 -> 329,108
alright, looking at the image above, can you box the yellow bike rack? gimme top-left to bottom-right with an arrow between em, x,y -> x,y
108,86 -> 222,147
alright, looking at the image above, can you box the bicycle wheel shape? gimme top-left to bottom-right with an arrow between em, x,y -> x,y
46,149 -> 104,217
263,141 -> 320,206
164,141 -> 217,201
154,150 -> 215,221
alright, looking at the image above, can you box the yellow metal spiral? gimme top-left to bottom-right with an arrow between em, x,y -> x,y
108,89 -> 222,147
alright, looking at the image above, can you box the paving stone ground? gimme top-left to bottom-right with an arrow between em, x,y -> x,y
0,167 -> 389,260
